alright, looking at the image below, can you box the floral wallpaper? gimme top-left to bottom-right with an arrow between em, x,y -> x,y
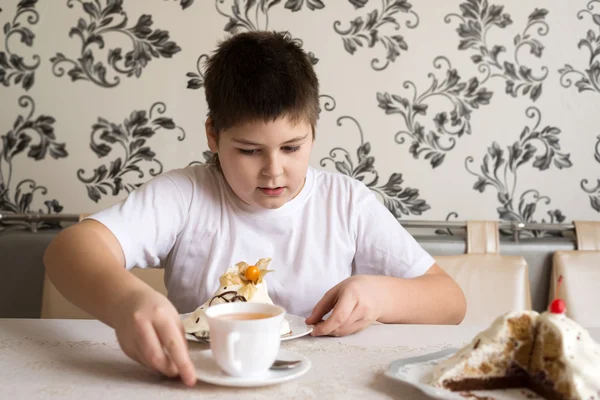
2,0 -> 600,235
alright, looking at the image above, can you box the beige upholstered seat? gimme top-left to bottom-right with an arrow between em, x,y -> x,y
40,214 -> 168,319
549,221 -> 600,328
435,221 -> 532,326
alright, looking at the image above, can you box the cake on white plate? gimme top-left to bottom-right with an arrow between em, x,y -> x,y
182,257 -> 291,339
430,276 -> 600,400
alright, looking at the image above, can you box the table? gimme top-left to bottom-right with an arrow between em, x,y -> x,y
1,319 -> 598,399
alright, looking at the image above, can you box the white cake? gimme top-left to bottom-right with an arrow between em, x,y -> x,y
431,307 -> 600,399
431,310 -> 538,389
529,311 -> 600,400
183,258 -> 291,339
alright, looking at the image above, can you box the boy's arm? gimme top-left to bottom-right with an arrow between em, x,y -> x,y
307,263 -> 466,336
43,220 -> 196,386
374,263 -> 466,325
43,219 -> 147,326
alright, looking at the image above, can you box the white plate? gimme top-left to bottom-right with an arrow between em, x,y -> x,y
181,313 -> 313,343
282,313 -> 313,341
385,348 -> 540,400
193,348 -> 311,387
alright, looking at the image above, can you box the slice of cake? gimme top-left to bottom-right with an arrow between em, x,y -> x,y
431,277 -> 600,400
182,258 -> 291,339
431,310 -> 538,390
529,311 -> 600,400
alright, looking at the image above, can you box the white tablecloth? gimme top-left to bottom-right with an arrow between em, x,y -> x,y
1,319 -> 598,399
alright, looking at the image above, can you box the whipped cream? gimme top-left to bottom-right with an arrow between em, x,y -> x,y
431,308 -> 600,400
431,310 -> 539,385
534,312 -> 600,399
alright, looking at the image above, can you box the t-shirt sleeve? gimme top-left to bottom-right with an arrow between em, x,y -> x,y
84,170 -> 192,270
353,190 -> 436,279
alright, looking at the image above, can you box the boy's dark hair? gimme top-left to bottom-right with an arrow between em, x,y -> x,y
203,30 -> 320,136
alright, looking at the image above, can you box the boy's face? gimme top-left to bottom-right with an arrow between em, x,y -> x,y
207,116 -> 314,209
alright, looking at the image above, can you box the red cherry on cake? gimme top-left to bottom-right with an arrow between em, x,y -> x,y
549,275 -> 566,314
550,298 -> 566,314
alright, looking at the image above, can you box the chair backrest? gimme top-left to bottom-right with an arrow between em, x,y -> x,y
40,214 -> 168,319
549,221 -> 600,328
436,221 -> 532,326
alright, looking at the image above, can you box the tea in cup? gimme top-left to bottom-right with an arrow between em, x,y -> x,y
204,302 -> 285,377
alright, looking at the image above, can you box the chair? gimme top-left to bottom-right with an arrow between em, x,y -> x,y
40,214 -> 168,319
549,221 -> 600,328
435,221 -> 532,326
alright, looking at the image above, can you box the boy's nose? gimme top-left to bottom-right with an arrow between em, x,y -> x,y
261,155 -> 283,177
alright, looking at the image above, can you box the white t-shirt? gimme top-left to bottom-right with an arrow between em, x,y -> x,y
88,164 -> 435,317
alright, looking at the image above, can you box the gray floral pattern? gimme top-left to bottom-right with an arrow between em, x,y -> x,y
318,94 -> 336,114
188,151 -> 214,167
215,0 -> 376,65
217,0 -> 278,32
434,212 -> 460,236
217,2 -> 316,34
2,1 -> 600,228
581,135 -> 600,212
334,0 -> 418,71
186,54 -> 208,89
0,96 -> 67,233
0,0 -> 40,91
169,0 -> 194,10
445,0 -> 549,102
77,102 -> 186,202
377,56 -> 493,168
465,107 -> 570,237
559,1 -> 600,94
50,0 -> 181,88
320,116 -> 431,218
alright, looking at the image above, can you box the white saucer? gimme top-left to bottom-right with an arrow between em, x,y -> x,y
182,313 -> 313,343
282,313 -> 313,341
385,348 -> 539,400
193,348 -> 311,387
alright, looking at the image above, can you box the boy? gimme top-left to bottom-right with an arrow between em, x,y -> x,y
44,31 -> 466,387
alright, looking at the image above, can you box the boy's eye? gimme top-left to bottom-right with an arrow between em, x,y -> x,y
239,149 -> 257,155
238,146 -> 300,155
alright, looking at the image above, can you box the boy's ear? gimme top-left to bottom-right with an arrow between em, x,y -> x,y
205,117 -> 218,153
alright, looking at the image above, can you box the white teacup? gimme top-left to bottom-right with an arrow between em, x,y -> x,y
204,302 -> 285,377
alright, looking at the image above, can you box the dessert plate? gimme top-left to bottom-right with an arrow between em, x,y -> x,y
193,348 -> 311,387
385,348 -> 540,400
181,313 -> 313,343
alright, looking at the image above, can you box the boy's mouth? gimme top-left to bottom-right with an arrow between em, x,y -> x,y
258,187 -> 285,196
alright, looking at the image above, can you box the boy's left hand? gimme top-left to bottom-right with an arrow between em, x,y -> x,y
305,275 -> 383,337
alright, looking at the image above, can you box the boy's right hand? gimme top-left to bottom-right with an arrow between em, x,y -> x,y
111,289 -> 197,387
